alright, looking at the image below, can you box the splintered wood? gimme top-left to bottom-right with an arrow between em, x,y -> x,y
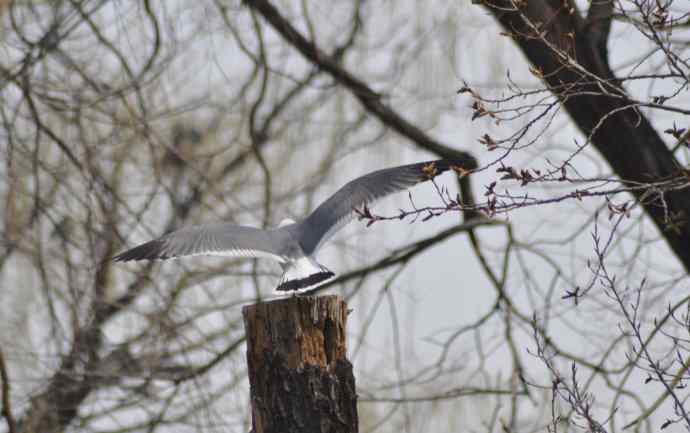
243,295 -> 358,433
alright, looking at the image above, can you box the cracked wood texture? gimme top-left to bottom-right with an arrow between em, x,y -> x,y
243,295 -> 358,433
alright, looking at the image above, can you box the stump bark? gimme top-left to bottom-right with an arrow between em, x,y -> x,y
243,295 -> 358,433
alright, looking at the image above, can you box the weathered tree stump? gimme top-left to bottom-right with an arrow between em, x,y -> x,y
242,295 -> 358,433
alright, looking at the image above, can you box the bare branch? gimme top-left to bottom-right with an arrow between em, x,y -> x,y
244,0 -> 477,169
0,348 -> 17,433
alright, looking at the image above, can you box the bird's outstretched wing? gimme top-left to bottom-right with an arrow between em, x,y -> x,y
113,223 -> 289,263
298,159 -> 461,254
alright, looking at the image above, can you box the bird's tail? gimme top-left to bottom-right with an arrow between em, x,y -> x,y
276,257 -> 335,293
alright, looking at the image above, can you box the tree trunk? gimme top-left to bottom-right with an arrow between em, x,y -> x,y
243,295 -> 358,433
482,0 -> 690,272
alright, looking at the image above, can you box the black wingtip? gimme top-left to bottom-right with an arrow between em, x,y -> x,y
113,239 -> 170,262
275,271 -> 335,292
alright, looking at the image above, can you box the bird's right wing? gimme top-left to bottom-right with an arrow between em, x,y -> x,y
113,223 -> 288,263
298,159 -> 460,254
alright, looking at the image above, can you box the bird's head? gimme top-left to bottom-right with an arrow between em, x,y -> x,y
278,218 -> 296,228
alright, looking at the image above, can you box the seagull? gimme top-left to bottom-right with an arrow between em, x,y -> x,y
114,160 -> 462,292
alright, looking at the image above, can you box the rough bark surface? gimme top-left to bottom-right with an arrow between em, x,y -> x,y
243,295 -> 357,433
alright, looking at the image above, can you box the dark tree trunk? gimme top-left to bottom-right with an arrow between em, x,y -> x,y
482,0 -> 690,272
243,295 -> 358,433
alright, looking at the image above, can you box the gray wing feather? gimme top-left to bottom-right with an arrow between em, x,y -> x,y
114,223 -> 289,263
298,159 -> 459,254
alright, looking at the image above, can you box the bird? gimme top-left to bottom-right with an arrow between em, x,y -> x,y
113,160 -> 463,293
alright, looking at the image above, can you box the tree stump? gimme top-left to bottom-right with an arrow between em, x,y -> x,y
242,295 -> 358,433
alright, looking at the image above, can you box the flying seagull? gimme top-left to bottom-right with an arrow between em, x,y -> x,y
114,160 -> 462,292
